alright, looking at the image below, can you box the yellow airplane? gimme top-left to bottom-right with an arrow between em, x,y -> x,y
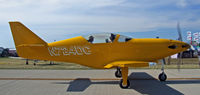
9,21 -> 190,88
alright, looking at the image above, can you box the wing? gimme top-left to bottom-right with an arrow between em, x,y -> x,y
104,61 -> 152,69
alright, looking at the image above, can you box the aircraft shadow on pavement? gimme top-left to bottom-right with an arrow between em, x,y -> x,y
52,72 -> 200,95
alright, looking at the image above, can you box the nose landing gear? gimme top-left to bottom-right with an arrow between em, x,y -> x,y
158,59 -> 167,81
159,72 -> 167,81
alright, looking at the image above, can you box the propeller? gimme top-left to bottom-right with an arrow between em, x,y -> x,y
177,22 -> 183,41
161,22 -> 183,72
177,22 -> 183,71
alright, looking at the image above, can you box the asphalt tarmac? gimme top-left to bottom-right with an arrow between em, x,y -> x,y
0,69 -> 200,95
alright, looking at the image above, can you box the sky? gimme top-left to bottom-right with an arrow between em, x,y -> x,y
0,0 -> 200,48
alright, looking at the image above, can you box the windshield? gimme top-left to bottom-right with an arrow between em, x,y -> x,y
82,33 -> 117,43
118,35 -> 132,42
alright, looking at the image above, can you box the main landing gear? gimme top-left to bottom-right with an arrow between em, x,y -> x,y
115,67 -> 130,89
116,59 -> 168,89
158,59 -> 167,81
119,79 -> 130,88
115,67 -> 122,78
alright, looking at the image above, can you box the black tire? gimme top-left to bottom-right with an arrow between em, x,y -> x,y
158,72 -> 167,81
119,79 -> 130,89
115,70 -> 122,78
26,59 -> 29,65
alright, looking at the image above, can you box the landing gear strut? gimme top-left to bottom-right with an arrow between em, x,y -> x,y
119,67 -> 130,89
158,59 -> 167,81
115,67 -> 122,78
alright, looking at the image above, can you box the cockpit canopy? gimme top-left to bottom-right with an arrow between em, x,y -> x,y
118,35 -> 132,42
82,33 -> 132,43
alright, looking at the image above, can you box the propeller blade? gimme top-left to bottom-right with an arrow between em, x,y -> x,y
162,58 -> 166,65
198,55 -> 200,68
177,53 -> 182,71
168,56 -> 171,65
177,22 -> 183,41
177,22 -> 183,71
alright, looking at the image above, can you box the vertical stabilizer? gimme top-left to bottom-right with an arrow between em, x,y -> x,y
9,21 -> 47,47
9,21 -> 48,59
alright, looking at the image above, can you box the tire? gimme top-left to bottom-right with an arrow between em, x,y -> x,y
115,70 -> 122,78
158,72 -> 167,81
119,79 -> 130,89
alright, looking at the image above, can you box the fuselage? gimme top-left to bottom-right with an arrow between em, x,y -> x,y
9,22 -> 190,89
9,22 -> 190,69
18,35 -> 189,69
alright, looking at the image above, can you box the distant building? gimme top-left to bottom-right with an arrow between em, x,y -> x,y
8,49 -> 18,57
0,47 -> 4,55
0,47 -> 18,57
0,47 -> 9,57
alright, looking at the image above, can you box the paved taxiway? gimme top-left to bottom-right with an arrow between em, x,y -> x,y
0,69 -> 200,95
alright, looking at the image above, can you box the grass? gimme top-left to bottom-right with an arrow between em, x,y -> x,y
0,57 -> 200,70
0,57 -> 90,70
145,58 -> 200,69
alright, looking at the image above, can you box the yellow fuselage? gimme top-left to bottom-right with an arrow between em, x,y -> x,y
16,36 -> 189,69
9,21 -> 190,88
9,21 -> 189,69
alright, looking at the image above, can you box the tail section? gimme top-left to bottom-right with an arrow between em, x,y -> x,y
9,21 -> 48,59
9,21 -> 47,46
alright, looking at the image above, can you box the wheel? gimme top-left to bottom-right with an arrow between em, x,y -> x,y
115,70 -> 122,78
26,61 -> 29,65
158,72 -> 167,81
119,79 -> 130,89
